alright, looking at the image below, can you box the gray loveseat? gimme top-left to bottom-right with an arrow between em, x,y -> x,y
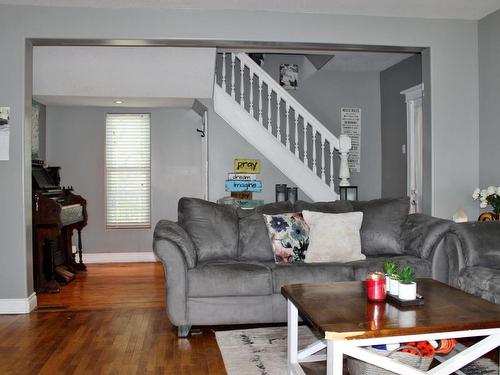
153,197 -> 454,337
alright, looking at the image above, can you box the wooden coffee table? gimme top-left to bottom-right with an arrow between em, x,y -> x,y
281,279 -> 500,375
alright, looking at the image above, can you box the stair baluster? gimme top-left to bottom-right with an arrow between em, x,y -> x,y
267,86 -> 272,134
303,122 -> 308,166
285,104 -> 291,150
258,78 -> 263,124
276,98 -> 281,142
312,129 -> 317,175
294,111 -> 299,157
321,138 -> 326,182
221,53 -> 227,92
249,70 -> 254,117
240,62 -> 245,108
330,143 -> 335,186
230,53 -> 236,99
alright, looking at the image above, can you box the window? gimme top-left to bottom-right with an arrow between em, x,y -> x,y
105,113 -> 151,229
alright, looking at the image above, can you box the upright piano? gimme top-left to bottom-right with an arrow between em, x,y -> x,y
32,161 -> 88,293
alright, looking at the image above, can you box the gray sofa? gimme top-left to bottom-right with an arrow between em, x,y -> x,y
446,221 -> 500,304
153,197 -> 454,337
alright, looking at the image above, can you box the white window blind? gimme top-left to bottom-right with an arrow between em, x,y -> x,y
106,113 -> 151,229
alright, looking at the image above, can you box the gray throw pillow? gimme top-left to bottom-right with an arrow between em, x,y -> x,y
294,200 -> 353,214
351,197 -> 410,256
237,201 -> 294,261
178,197 -> 239,262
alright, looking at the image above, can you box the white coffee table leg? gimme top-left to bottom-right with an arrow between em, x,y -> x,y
327,339 -> 344,375
287,300 -> 305,375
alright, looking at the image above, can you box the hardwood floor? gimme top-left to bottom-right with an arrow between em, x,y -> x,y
2,263 -> 497,375
0,263 -> 226,375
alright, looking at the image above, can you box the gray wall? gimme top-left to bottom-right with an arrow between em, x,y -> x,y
380,55 -> 422,199
0,4 -> 480,299
46,106 -> 203,253
261,54 -> 382,200
479,10 -> 500,188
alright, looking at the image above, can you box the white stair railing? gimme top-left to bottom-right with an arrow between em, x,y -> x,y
216,52 -> 351,195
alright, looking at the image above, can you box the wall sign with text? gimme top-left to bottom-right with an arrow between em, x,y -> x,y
225,180 -> 263,192
234,159 -> 260,173
340,107 -> 361,172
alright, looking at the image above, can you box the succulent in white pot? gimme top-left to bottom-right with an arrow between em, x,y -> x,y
383,260 -> 399,295
398,266 -> 417,300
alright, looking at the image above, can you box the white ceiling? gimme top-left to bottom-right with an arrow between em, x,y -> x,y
1,0 -> 500,20
320,51 -> 414,72
34,96 -> 195,108
33,46 -> 215,108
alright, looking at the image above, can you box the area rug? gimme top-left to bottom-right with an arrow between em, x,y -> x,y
215,326 -> 499,375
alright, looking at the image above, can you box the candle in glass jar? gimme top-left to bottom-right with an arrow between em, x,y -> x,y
366,272 -> 386,302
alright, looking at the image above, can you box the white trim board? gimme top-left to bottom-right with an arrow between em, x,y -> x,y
0,293 -> 37,314
83,252 -> 158,264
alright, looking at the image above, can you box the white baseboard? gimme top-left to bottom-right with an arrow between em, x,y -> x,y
83,251 -> 158,264
0,292 -> 37,314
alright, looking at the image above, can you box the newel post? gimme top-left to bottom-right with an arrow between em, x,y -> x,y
338,134 -> 352,187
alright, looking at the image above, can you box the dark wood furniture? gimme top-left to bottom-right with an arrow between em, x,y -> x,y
282,279 -> 500,374
32,161 -> 88,293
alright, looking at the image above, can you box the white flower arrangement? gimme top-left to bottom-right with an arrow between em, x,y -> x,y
472,186 -> 500,214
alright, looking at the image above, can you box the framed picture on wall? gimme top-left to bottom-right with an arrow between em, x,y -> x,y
280,64 -> 298,90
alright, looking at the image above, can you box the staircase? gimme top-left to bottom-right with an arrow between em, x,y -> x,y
213,52 -> 351,201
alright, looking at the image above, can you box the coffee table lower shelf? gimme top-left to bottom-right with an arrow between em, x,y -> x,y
287,300 -> 500,375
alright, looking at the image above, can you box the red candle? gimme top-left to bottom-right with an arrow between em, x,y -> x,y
366,272 -> 386,302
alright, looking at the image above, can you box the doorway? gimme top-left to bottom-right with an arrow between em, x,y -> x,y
401,84 -> 424,213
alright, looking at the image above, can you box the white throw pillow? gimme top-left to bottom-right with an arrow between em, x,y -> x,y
302,210 -> 365,263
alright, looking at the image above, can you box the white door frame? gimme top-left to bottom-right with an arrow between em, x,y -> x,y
401,83 -> 424,213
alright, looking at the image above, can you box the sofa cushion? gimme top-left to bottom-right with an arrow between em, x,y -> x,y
188,261 -> 272,297
267,262 -> 354,293
457,266 -> 500,304
294,200 -> 353,214
352,197 -> 410,256
263,212 -> 310,264
178,197 -> 239,262
237,201 -> 294,261
346,255 -> 432,280
302,210 -> 365,263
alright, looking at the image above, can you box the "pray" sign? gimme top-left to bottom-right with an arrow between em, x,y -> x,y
234,159 -> 260,173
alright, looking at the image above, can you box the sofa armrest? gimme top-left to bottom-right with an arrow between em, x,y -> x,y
401,213 -> 454,260
154,220 -> 197,268
450,221 -> 500,268
153,238 -> 189,327
430,233 -> 465,286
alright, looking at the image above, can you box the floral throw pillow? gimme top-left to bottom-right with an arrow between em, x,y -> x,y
263,213 -> 309,264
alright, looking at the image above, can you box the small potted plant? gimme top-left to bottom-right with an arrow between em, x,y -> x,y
383,260 -> 399,295
398,266 -> 417,300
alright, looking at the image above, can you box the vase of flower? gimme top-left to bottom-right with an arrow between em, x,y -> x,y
473,186 -> 500,221
398,266 -> 417,300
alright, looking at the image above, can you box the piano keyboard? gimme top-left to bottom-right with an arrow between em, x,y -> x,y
60,204 -> 84,225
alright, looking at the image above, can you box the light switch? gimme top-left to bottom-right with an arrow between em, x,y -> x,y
402,144 -> 406,154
